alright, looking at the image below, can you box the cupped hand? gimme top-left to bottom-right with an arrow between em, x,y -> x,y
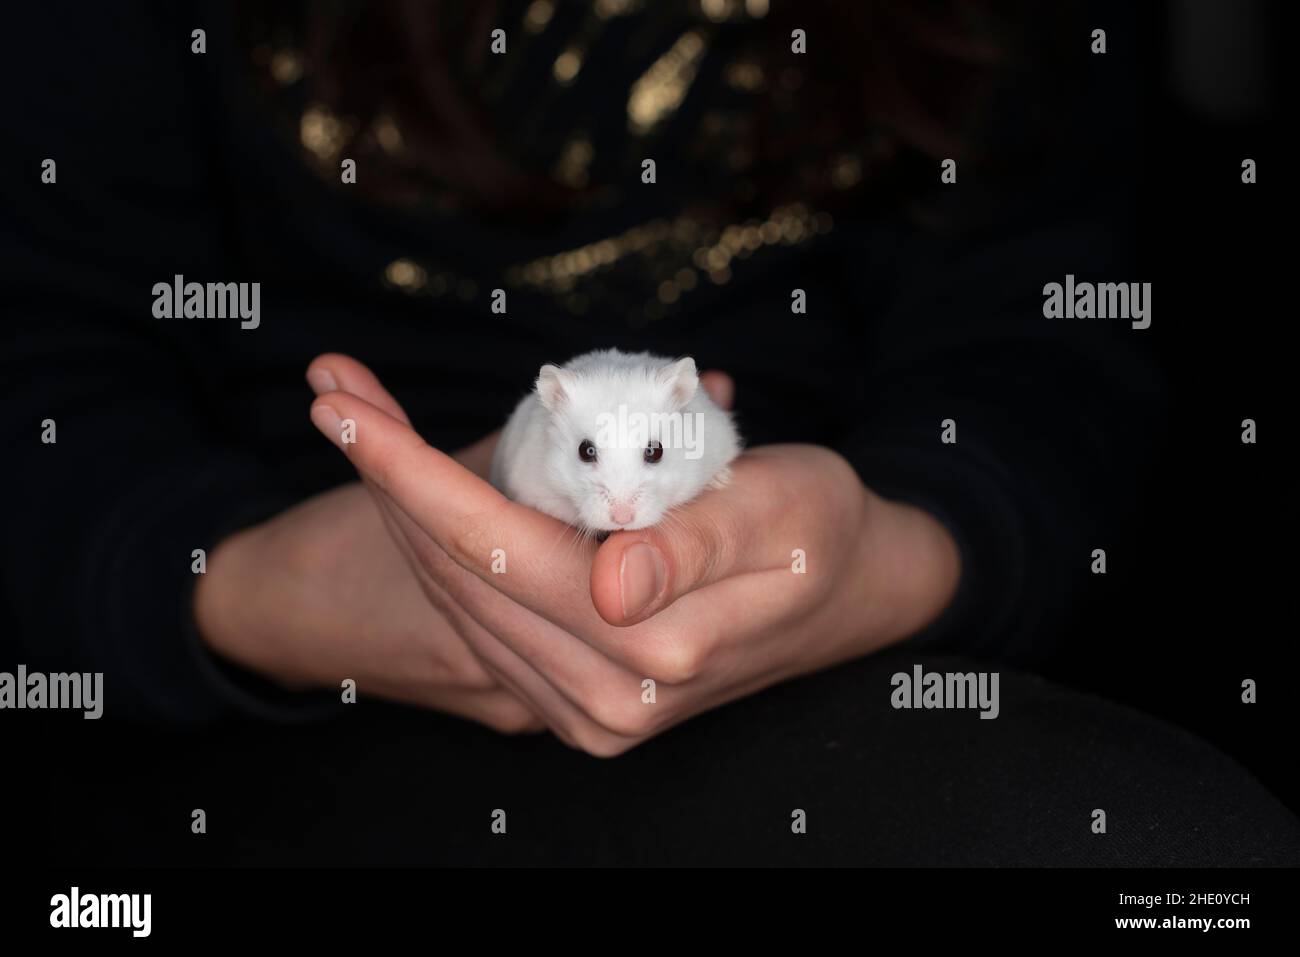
195,378 -> 543,732
308,354 -> 961,756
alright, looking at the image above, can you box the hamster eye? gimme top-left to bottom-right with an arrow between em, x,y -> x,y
644,439 -> 663,464
578,440 -> 598,463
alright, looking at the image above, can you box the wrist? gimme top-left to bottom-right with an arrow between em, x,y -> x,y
192,524 -> 253,657
853,487 -> 962,649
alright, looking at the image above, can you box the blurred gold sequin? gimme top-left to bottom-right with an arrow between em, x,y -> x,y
373,114 -> 403,153
553,48 -> 583,85
385,259 -> 426,291
700,0 -> 735,22
831,154 -> 863,189
524,0 -> 554,32
270,49 -> 304,85
508,204 -> 833,314
627,31 -> 706,135
300,104 -> 349,161
553,134 -> 593,187
596,0 -> 640,17
725,61 -> 764,92
705,0 -> 768,17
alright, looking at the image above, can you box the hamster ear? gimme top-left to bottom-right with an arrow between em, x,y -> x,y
658,357 -> 698,409
536,364 -> 574,411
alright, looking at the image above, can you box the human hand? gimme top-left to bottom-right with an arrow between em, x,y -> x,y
308,355 -> 961,755
193,395 -> 543,733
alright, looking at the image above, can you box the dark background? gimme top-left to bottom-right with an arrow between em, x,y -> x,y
1063,0 -> 1295,813
3,1 -> 1294,866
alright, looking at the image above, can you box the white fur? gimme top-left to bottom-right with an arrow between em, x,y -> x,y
490,349 -> 742,532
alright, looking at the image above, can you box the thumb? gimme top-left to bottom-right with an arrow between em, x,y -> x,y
589,476 -> 780,626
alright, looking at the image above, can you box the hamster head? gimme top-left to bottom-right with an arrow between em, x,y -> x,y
534,352 -> 730,532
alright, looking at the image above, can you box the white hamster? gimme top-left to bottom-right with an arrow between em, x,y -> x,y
490,349 -> 741,532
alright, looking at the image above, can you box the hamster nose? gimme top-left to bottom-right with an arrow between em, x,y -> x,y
610,503 -> 636,526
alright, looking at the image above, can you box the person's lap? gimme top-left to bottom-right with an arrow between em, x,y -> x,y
27,650 -> 1300,866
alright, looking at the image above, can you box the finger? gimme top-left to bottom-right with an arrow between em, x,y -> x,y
307,353 -> 411,425
307,353 -> 503,476
698,370 -> 735,411
361,475 -> 630,745
429,558 -> 643,748
306,390 -> 585,634
425,572 -> 594,745
311,390 -> 509,533
357,454 -> 574,728
409,515 -> 665,741
589,451 -> 803,626
369,490 -> 580,731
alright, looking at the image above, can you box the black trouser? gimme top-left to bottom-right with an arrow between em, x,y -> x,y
17,650 -> 1300,867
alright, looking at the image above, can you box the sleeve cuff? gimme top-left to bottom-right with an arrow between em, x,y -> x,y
836,427 -> 1048,662
82,459 -> 344,725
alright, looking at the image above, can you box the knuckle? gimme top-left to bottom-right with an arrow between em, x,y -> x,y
488,702 -> 544,735
568,724 -> 639,759
655,645 -> 706,685
578,683 -> 658,739
631,626 -> 708,685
